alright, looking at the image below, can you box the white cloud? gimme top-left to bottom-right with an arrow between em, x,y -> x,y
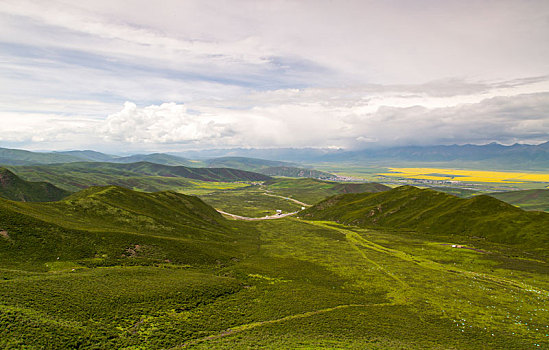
101,102 -> 233,144
95,90 -> 549,150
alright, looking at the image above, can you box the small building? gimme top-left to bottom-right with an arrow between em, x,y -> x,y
276,209 -> 282,215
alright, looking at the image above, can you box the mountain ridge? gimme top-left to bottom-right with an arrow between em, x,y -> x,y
301,185 -> 549,250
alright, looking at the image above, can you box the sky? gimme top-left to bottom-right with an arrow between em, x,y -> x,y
1,0 -> 549,153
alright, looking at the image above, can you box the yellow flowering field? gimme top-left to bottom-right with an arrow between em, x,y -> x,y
378,168 -> 549,183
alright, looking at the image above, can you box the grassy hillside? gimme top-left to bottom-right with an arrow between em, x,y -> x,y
0,168 -> 70,202
259,166 -> 336,179
488,189 -> 549,212
301,185 -> 549,251
1,210 -> 546,348
8,162 -> 271,192
0,186 -> 256,270
54,150 -> 118,162
206,157 -> 295,171
0,184 -> 547,348
112,153 -> 194,166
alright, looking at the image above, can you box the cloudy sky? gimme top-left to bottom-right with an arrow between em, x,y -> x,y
1,0 -> 548,152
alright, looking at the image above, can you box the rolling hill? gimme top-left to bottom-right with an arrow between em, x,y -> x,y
1,184 -> 546,348
54,150 -> 118,162
0,147 -> 85,165
0,147 -> 195,167
0,185 -> 255,269
0,168 -> 70,202
301,185 -> 549,249
205,157 -> 339,180
110,153 -> 195,166
206,156 -> 296,171
8,162 -> 271,192
259,166 -> 336,179
488,188 -> 549,212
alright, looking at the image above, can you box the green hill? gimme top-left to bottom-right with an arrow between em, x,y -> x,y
1,185 -> 547,348
488,189 -> 549,212
54,150 -> 118,162
112,153 -> 194,166
0,168 -> 70,202
206,156 -> 295,171
301,185 -> 549,249
259,166 -> 336,179
0,185 -> 255,269
205,157 -> 338,180
8,162 -> 271,192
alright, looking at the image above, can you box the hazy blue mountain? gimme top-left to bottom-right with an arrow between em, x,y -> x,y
205,156 -> 296,171
111,153 -> 194,166
259,166 -> 336,179
0,147 -> 84,165
0,147 -> 194,167
320,142 -> 549,169
54,150 -> 118,162
174,148 -> 340,162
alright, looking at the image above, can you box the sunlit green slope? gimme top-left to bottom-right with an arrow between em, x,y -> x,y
8,161 -> 271,192
301,185 -> 549,249
0,186 -> 257,269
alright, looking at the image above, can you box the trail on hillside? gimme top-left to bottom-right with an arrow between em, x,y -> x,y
300,220 -> 548,296
172,303 -> 386,349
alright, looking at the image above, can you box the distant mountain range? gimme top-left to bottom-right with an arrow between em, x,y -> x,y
0,148 -> 193,167
205,156 -> 295,171
1,141 -> 548,170
204,157 -> 336,179
175,142 -> 549,169
320,142 -> 549,169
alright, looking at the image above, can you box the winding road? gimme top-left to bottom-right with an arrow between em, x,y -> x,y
215,191 -> 311,220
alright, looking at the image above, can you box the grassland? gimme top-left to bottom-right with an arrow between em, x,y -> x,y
199,178 -> 389,217
2,212 -> 546,348
0,181 -> 547,348
201,187 -> 303,217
